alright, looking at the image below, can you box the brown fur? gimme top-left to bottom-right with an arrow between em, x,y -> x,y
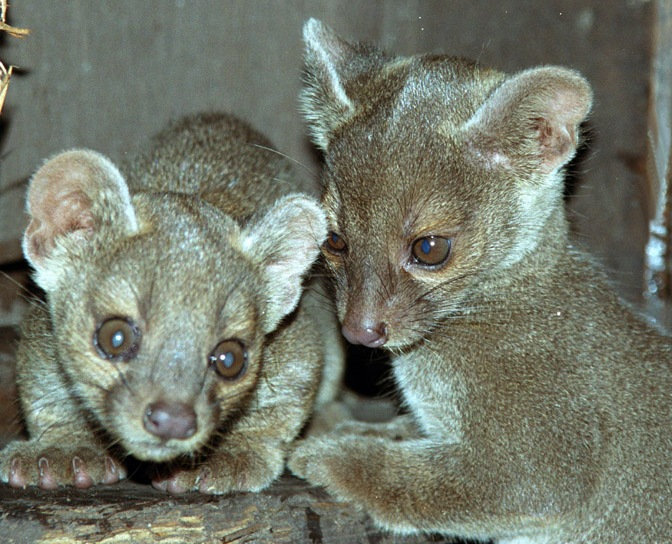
2,112 -> 343,493
289,19 -> 672,543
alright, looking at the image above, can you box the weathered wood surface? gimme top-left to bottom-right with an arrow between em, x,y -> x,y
0,1 -> 655,309
644,0 -> 672,326
0,325 -> 20,449
0,476 -> 455,544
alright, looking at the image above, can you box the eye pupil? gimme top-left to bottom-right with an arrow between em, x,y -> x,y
411,236 -> 452,267
325,230 -> 346,254
110,330 -> 125,349
94,317 -> 141,361
210,339 -> 247,381
217,351 -> 235,369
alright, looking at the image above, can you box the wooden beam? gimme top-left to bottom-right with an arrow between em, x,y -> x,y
644,0 -> 672,313
0,477 -> 455,543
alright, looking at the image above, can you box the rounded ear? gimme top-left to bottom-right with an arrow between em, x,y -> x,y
23,149 -> 138,291
301,18 -> 384,150
463,66 -> 592,176
240,194 -> 327,333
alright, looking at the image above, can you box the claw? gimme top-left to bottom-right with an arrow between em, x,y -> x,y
151,478 -> 168,492
196,466 -> 213,493
38,457 -> 58,490
151,474 -> 189,494
8,457 -> 26,489
102,456 -> 124,484
72,456 -> 94,488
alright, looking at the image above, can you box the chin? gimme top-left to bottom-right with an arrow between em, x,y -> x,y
122,438 -> 205,463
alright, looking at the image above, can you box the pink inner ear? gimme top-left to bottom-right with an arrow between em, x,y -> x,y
533,82 -> 589,172
25,188 -> 95,262
534,116 -> 575,172
23,149 -> 135,271
24,155 -> 100,264
465,67 -> 591,175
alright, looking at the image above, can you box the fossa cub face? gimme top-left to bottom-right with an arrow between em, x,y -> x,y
24,150 -> 326,463
303,22 -> 590,350
320,108 -> 527,350
49,203 -> 268,462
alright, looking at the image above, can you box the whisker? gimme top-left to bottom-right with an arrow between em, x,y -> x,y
249,143 -> 316,177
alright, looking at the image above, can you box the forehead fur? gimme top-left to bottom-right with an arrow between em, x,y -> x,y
71,192 -> 253,313
385,57 -> 505,130
324,56 -> 508,186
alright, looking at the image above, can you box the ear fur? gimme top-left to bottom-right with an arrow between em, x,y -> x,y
301,18 -> 383,150
23,149 -> 138,291
240,194 -> 327,333
463,66 -> 592,176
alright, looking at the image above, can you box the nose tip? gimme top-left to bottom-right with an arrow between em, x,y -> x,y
143,400 -> 197,440
341,322 -> 389,348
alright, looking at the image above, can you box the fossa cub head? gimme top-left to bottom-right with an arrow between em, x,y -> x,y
23,149 -> 326,462
302,19 -> 592,350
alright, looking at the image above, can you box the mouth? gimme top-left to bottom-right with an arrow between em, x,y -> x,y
340,319 -> 430,352
106,393 -> 218,463
122,436 -> 206,463
381,322 -> 440,352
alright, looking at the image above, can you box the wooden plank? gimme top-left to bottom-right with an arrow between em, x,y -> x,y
644,0 -> 672,324
0,0 -> 655,307
0,326 -> 21,449
0,476 -> 458,544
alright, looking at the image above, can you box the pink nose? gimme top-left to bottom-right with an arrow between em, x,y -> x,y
341,322 -> 389,348
143,401 -> 197,440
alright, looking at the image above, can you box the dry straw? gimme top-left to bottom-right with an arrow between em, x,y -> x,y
0,0 -> 29,114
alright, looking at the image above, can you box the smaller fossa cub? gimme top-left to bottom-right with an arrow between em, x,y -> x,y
1,112 -> 343,494
289,19 -> 672,543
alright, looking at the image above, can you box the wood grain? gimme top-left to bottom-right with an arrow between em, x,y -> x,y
0,2 -> 654,308
0,476 -> 456,544
644,0 -> 672,324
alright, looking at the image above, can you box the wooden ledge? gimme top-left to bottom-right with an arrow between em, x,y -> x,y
0,475 -> 456,544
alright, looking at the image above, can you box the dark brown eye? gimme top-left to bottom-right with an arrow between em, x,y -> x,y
411,236 -> 452,267
324,231 -> 346,254
94,317 -> 141,361
209,339 -> 247,381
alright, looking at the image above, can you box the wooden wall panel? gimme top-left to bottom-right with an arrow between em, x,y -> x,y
0,0 -> 653,305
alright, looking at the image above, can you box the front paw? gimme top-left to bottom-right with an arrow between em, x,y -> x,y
289,436 -> 372,492
290,437 -> 419,532
0,440 -> 125,489
152,446 -> 284,495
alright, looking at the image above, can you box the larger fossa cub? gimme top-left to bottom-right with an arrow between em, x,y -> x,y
1,112 -> 342,494
289,19 -> 672,543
